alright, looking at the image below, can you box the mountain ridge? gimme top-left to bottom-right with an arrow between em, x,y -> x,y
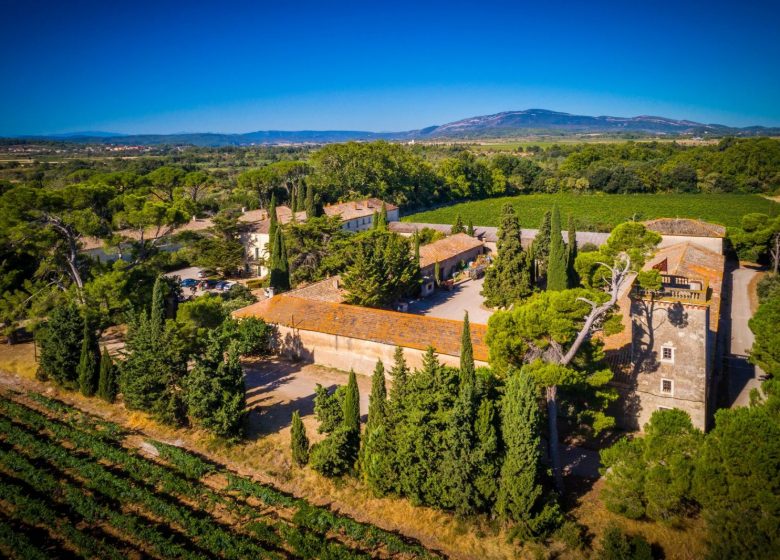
9,109 -> 779,146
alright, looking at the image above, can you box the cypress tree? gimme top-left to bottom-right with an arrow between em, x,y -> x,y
389,346 -> 409,401
533,210 -> 552,276
343,369 -> 360,433
460,312 -> 475,388
413,233 -> 420,263
121,276 -> 187,425
77,317 -> 100,397
304,181 -> 316,218
451,214 -> 466,234
371,210 -> 380,229
97,347 -> 117,403
481,204 -> 532,308
291,410 -> 310,466
186,337 -> 246,439
497,369 -> 556,531
440,380 -> 477,514
268,193 -> 278,247
472,397 -> 500,509
546,205 -> 568,291
269,227 -> 290,292
36,302 -> 83,388
434,261 -> 441,286
376,203 -> 388,230
361,360 -> 388,471
567,215 -> 579,287
467,219 -> 475,237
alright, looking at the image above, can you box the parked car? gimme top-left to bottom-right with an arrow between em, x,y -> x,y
199,279 -> 218,290
196,269 -> 210,279
219,281 -> 236,292
180,278 -> 198,288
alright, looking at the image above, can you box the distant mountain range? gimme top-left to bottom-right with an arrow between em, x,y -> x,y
10,109 -> 780,146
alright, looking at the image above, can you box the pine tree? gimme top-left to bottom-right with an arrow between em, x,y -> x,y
460,312 -> 475,387
304,181 -> 316,218
497,369 -> 559,534
291,410 -> 310,466
269,227 -> 290,292
533,210 -> 552,277
567,215 -> 579,287
36,302 -> 83,388
77,317 -> 100,397
97,347 -> 117,402
467,219 -> 475,237
547,205 -> 568,291
481,204 -> 532,308
451,214 -> 466,234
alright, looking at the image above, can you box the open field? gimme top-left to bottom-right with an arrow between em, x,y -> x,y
404,193 -> 779,231
0,389 -> 438,560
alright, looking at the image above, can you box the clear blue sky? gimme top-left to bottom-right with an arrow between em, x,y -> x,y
2,0 -> 779,135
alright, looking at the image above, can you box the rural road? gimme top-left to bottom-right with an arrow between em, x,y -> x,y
728,267 -> 765,407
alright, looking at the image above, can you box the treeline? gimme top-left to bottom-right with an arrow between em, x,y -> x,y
34,276 -> 272,439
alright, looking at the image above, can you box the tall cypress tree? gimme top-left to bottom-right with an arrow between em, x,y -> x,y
77,316 -> 100,397
567,215 -> 579,288
376,203 -> 388,231
304,181 -> 316,218
97,347 -> 117,403
497,369 -> 556,531
472,397 -> 500,509
268,193 -> 278,249
546,205 -> 568,291
467,219 -> 475,237
291,410 -> 310,466
389,346 -> 409,401
533,210 -> 552,277
343,369 -> 360,434
269,227 -> 290,292
366,360 -> 387,433
481,204 -> 532,308
460,312 -> 475,388
371,210 -> 380,229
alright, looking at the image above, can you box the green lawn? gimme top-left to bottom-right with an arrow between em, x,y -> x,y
403,193 -> 779,231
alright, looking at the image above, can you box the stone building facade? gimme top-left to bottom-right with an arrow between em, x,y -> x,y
607,241 -> 724,431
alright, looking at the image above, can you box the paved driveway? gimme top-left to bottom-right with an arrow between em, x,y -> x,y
728,267 -> 766,407
406,277 -> 494,325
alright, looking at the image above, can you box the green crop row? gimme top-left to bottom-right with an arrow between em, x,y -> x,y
0,445 -> 202,560
0,515 -> 51,560
0,414 -> 283,560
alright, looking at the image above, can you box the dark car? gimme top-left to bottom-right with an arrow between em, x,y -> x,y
180,278 -> 198,288
199,279 -> 218,290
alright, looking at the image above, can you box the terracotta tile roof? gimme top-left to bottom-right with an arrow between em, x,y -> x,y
233,294 -> 489,361
644,218 -> 726,238
287,276 -> 346,303
239,206 -> 307,233
418,233 -> 484,268
644,242 -> 725,331
324,198 -> 397,221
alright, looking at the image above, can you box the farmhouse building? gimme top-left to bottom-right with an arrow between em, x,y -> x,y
240,198 -> 398,276
643,218 -> 726,254
233,287 -> 489,376
605,238 -> 725,431
418,233 -> 485,296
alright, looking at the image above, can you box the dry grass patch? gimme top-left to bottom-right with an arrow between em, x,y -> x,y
0,342 -> 37,380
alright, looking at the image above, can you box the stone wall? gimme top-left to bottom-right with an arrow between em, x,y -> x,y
615,297 -> 710,431
273,325 -> 488,377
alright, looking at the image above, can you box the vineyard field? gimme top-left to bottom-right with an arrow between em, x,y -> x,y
0,390 -> 438,560
403,193 -> 779,231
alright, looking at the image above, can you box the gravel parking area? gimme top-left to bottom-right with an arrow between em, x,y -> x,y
406,277 -> 494,325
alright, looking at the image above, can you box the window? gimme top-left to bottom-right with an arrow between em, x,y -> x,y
661,378 -> 674,395
661,345 -> 674,363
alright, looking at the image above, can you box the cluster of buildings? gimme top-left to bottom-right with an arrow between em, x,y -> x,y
236,204 -> 728,432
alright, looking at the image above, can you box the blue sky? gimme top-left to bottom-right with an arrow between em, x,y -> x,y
2,0 -> 779,135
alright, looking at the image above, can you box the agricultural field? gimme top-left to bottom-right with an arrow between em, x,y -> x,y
0,390 -> 438,560
403,193 -> 779,231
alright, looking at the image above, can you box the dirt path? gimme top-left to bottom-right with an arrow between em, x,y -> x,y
728,267 -> 766,407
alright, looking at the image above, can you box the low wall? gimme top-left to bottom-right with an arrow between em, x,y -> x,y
274,325 -> 488,377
